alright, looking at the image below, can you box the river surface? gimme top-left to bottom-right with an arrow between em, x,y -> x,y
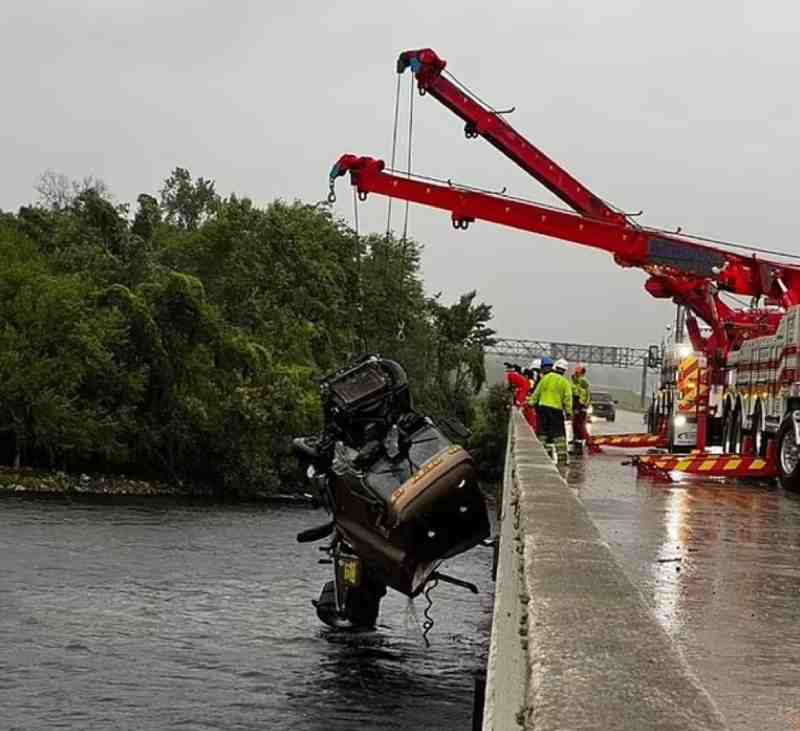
572,410 -> 800,730
0,498 -> 493,730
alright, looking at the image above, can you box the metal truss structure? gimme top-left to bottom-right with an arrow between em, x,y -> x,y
487,339 -> 661,370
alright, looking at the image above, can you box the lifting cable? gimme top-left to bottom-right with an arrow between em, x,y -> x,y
386,73 -> 403,237
352,186 -> 367,354
401,72 -> 414,248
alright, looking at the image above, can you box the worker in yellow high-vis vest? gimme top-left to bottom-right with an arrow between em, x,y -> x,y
528,358 -> 573,464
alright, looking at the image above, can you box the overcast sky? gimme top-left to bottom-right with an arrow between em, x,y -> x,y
3,1 -> 799,347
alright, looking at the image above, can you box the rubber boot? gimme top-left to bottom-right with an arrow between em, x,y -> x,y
554,437 -> 569,465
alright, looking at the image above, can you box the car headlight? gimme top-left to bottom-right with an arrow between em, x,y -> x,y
673,415 -> 687,427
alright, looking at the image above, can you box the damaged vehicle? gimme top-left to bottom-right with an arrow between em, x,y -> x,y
292,355 -> 490,630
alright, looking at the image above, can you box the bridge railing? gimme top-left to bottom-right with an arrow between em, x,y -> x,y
481,411 -> 725,730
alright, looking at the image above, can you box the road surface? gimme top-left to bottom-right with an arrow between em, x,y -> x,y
567,410 -> 800,730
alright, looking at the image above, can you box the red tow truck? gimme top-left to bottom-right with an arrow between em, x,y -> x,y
329,48 -> 800,489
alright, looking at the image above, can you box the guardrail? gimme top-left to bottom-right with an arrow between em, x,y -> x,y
482,411 -> 726,730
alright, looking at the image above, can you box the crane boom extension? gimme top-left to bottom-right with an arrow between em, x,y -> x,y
396,49 -> 626,225
331,155 -> 791,302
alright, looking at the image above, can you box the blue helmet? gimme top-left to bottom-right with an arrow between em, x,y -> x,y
540,356 -> 554,369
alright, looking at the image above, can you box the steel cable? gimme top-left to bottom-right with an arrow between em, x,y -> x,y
401,72 -> 414,247
386,73 -> 402,238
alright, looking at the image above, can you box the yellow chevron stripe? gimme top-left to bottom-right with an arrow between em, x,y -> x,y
750,459 -> 766,470
698,459 -> 717,471
676,459 -> 692,471
723,459 -> 742,471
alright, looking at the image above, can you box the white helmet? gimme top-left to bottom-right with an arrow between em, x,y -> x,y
530,358 -> 542,370
554,358 -> 568,373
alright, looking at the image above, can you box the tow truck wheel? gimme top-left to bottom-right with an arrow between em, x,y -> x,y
777,418 -> 800,492
752,402 -> 767,458
723,400 -> 743,454
721,398 -> 732,451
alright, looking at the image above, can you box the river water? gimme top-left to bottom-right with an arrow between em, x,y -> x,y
0,497 -> 493,730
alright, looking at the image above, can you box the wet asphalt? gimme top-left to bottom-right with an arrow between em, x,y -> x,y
568,410 -> 800,730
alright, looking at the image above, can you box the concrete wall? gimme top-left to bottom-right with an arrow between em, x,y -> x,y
483,411 -> 727,730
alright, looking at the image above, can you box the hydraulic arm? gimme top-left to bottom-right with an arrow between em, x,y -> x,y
395,49 -> 626,225
329,48 -> 800,358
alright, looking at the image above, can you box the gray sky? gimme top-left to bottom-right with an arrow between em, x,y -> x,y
3,0 -> 799,347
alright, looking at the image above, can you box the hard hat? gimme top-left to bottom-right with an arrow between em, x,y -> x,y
530,358 -> 542,370
554,358 -> 568,372
541,356 -> 554,369
574,362 -> 586,376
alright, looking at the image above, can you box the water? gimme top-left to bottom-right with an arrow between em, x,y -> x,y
570,411 -> 800,730
0,498 -> 493,730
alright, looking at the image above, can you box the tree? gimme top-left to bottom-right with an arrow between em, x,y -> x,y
0,168 -> 498,494
0,234 -> 141,468
425,290 -> 496,424
34,169 -> 107,211
159,167 -> 218,231
469,384 -> 510,482
132,194 -> 161,241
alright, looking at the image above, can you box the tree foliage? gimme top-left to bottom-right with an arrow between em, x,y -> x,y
0,169 -> 496,492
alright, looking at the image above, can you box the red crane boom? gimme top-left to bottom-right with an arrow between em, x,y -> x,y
395,49 -> 625,225
329,48 -> 800,358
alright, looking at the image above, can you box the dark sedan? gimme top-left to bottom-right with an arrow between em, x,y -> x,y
590,391 -> 616,422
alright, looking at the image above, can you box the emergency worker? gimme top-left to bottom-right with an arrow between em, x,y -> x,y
528,357 -> 572,464
504,362 -> 529,409
571,363 -> 591,453
521,367 -> 538,431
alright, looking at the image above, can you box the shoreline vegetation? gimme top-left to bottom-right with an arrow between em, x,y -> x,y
0,465 -> 312,501
0,169 -> 506,497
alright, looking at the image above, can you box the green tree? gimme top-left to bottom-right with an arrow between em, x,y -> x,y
160,167 -> 218,231
425,290 -> 496,424
0,232 -> 142,468
469,384 -> 510,482
0,167 -> 499,495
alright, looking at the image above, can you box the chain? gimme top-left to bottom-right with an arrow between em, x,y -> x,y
421,577 -> 438,647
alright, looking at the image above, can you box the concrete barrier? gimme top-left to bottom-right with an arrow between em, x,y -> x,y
483,410 -> 727,730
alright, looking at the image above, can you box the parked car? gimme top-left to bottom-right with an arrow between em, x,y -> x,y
590,391 -> 617,422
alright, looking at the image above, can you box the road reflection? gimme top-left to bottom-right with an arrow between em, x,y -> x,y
567,411 -> 800,730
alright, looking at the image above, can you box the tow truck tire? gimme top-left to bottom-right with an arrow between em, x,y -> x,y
752,402 -> 767,458
776,418 -> 800,492
723,400 -> 743,455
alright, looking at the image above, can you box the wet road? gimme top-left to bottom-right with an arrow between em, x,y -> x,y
569,410 -> 800,730
0,499 -> 492,730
